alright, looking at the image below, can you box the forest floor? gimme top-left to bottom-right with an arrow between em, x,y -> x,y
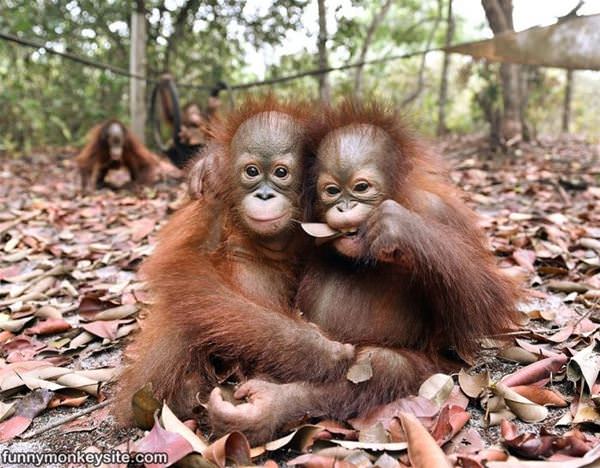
0,134 -> 599,467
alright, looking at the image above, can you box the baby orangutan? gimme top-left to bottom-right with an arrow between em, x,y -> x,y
207,100 -> 520,444
115,97 -> 355,430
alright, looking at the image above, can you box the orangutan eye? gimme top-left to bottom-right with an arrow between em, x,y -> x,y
325,185 -> 341,195
245,165 -> 260,177
354,182 -> 369,193
274,166 -> 288,178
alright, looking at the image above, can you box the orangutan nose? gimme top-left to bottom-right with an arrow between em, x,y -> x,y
335,200 -> 358,212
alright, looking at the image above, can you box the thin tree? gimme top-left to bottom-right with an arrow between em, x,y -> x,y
558,2 -> 584,133
354,0 -> 394,97
130,0 -> 147,142
163,0 -> 201,71
562,69 -> 574,133
317,0 -> 331,102
401,0 -> 443,107
437,0 -> 454,136
481,0 -> 522,143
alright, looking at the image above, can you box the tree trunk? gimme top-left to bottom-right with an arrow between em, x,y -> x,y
437,0 -> 454,136
555,2 -> 584,134
401,0 -> 443,107
562,69 -> 574,133
317,0 -> 331,103
519,66 -> 532,141
354,0 -> 393,97
481,0 -> 522,144
163,0 -> 199,71
130,0 -> 147,143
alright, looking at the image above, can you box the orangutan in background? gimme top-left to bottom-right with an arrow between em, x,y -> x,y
165,81 -> 226,169
75,120 -> 171,191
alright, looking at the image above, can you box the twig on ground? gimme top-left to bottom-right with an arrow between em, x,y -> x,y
20,399 -> 113,440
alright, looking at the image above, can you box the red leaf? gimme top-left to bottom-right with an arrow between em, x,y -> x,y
77,295 -> 119,318
25,318 -> 71,335
501,354 -> 568,387
80,320 -> 122,340
0,415 -> 32,442
129,218 -> 156,242
513,249 -> 536,272
135,416 -> 193,468
0,389 -> 53,441
350,395 -> 439,431
510,385 -> 567,407
431,406 -> 470,445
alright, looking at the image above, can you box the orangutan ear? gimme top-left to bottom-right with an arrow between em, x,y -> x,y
186,143 -> 225,199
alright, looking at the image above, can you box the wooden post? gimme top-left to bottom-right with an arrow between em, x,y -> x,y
130,1 -> 147,142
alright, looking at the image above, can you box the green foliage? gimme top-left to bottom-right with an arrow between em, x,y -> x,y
0,0 -> 308,150
1,0 -> 599,151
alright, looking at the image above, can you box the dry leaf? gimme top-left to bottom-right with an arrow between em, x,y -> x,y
493,383 -> 548,423
399,412 -> 450,468
203,432 -> 251,468
418,373 -> 454,407
160,403 -> 208,454
501,354 -> 568,387
458,369 -> 489,398
300,223 -> 339,238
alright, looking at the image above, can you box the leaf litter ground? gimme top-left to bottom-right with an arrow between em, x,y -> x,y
0,137 -> 599,467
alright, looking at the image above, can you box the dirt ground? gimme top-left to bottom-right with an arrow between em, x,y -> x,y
0,134 -> 599,467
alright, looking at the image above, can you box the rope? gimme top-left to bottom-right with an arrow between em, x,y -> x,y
0,30 -> 445,91
0,31 -> 171,86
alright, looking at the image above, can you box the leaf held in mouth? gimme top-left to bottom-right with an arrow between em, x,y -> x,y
301,223 -> 339,238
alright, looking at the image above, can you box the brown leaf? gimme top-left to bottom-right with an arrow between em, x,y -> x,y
346,353 -> 373,384
129,218 -> 156,242
418,374 -> 454,407
458,369 -> 489,398
161,403 -> 208,454
493,382 -> 548,423
265,425 -> 323,452
358,422 -> 388,443
567,343 -> 600,392
430,405 -> 470,445
0,388 -> 53,441
80,304 -> 137,321
80,320 -> 122,340
24,318 -> 71,335
510,386 -> 567,407
132,383 -> 162,430
349,395 -> 438,431
513,249 -> 536,272
77,294 -> 119,316
48,392 -> 88,409
399,412 -> 451,468
203,432 -> 251,468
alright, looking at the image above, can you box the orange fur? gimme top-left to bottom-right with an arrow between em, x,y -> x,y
75,119 -> 163,190
303,99 -> 521,358
274,99 -> 523,424
114,97 -> 353,425
116,98 -> 521,443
